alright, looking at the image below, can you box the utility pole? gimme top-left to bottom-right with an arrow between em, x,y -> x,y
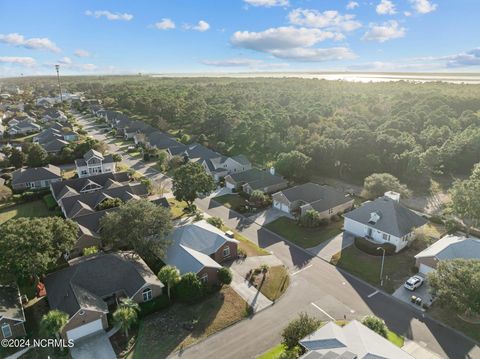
377,247 -> 386,287
55,64 -> 63,102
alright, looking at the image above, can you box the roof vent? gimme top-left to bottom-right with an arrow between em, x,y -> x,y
384,191 -> 400,202
368,211 -> 381,224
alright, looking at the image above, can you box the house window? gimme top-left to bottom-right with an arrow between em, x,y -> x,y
142,288 -> 153,302
382,233 -> 390,241
223,246 -> 231,258
1,323 -> 12,338
200,274 -> 208,284
328,208 -> 334,214
79,310 -> 85,316
81,170 -> 87,175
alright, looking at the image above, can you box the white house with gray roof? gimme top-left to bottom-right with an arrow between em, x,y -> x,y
414,234 -> 480,275
343,193 -> 427,252
163,220 -> 239,285
299,320 -> 413,359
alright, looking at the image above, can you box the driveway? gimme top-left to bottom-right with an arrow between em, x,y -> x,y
393,276 -> 434,310
248,207 -> 292,226
307,232 -> 354,261
70,331 -> 116,359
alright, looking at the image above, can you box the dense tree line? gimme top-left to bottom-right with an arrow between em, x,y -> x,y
12,76 -> 480,187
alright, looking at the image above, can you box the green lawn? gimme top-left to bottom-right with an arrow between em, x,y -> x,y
265,217 -> 343,248
129,287 -> 247,359
387,329 -> 405,347
259,265 -> 290,301
429,305 -> 480,342
220,225 -> 270,257
258,344 -> 286,359
168,198 -> 190,219
331,244 -> 418,294
214,194 -> 248,211
0,200 -> 59,224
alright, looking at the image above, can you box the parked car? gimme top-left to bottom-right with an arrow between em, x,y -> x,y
404,275 -> 424,291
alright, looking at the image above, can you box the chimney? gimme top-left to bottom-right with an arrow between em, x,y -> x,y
384,191 -> 400,202
269,167 -> 275,175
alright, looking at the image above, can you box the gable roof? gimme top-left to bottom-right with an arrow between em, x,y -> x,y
164,220 -> 238,274
0,284 -> 25,322
42,138 -> 69,153
12,164 -> 61,185
300,320 -> 413,359
231,154 -> 251,166
343,196 -> 427,238
44,252 -> 163,317
415,234 -> 480,261
147,131 -> 183,150
273,183 -> 351,212
225,168 -> 287,191
51,172 -> 130,200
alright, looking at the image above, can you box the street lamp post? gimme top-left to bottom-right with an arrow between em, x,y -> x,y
55,64 -> 63,102
377,247 -> 386,287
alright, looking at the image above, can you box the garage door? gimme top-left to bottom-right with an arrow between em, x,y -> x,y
273,201 -> 289,213
226,182 -> 235,189
419,263 -> 435,275
66,319 -> 103,341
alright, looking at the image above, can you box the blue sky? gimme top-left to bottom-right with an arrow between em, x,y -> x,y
0,0 -> 479,76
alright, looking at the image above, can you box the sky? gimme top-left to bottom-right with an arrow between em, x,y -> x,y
0,0 -> 479,77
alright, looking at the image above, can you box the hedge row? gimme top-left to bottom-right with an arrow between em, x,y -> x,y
12,188 -> 51,204
354,236 -> 397,256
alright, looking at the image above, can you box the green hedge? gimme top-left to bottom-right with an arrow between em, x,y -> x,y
12,188 -> 51,204
43,194 -> 58,210
354,237 -> 397,256
139,294 -> 171,317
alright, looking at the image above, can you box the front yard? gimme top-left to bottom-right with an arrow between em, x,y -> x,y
214,194 -> 248,211
0,200 -> 58,224
265,217 -> 343,248
220,225 -> 270,257
128,286 -> 247,358
429,305 -> 480,342
331,244 -> 418,294
258,266 -> 290,301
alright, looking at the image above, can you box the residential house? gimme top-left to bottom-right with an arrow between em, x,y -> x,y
299,320 -> 414,359
414,234 -> 480,275
343,193 -> 427,252
7,120 -> 41,136
0,284 -> 26,340
201,154 -> 252,181
12,164 -> 62,191
34,123 -> 77,154
123,120 -> 155,140
225,168 -> 288,195
75,149 -> 116,178
163,220 -> 239,285
40,108 -> 68,124
272,183 -> 354,217
50,172 -> 130,202
44,252 -> 163,341
142,131 -> 184,152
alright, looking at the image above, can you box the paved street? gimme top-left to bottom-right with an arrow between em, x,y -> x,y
77,113 -> 480,359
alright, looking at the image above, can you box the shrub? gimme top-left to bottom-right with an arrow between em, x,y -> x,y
298,209 -> 321,228
250,190 -> 267,207
43,194 -> 57,210
139,293 -> 170,317
175,273 -> 205,304
330,214 -> 341,222
206,216 -> 223,228
83,246 -> 98,256
194,211 -> 204,221
12,188 -> 50,203
218,267 -> 233,285
0,184 -> 12,203
281,312 -> 322,350
445,219 -> 459,233
354,237 -> 397,255
97,197 -> 124,210
361,315 -> 388,338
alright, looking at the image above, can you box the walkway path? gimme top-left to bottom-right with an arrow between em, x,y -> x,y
307,232 -> 355,261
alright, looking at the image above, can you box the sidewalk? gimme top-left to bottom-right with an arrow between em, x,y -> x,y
229,268 -> 272,313
307,232 -> 354,261
402,340 -> 442,359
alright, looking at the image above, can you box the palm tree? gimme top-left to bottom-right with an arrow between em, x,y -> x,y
41,310 -> 69,350
113,299 -> 140,338
158,265 -> 180,302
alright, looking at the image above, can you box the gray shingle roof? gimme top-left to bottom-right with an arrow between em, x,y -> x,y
343,197 -> 427,238
44,252 -> 163,317
12,164 -> 61,185
415,234 -> 480,260
225,168 -> 287,191
0,284 -> 25,322
231,154 -> 251,166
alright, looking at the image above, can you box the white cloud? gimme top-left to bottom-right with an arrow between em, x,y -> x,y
85,10 -> 133,21
409,0 -> 437,14
231,26 -> 355,62
445,48 -> 480,68
244,0 -> 289,7
184,20 -> 210,32
0,33 -> 60,53
288,9 -> 362,32
82,64 -> 98,71
376,0 -> 396,15
74,49 -> 90,57
362,20 -> 406,42
58,57 -> 72,65
0,56 -> 36,66
201,58 -> 265,67
346,1 -> 359,10
155,18 -> 176,30
404,11 -> 412,16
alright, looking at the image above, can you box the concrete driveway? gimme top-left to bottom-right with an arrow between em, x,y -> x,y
70,331 -> 116,359
307,231 -> 354,261
393,276 -> 433,310
248,207 -> 292,226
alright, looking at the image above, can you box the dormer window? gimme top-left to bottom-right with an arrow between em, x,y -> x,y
368,211 -> 381,224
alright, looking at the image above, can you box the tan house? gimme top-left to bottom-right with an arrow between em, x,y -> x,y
44,252 -> 163,341
163,220 -> 239,285
0,284 -> 26,340
272,183 -> 353,218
